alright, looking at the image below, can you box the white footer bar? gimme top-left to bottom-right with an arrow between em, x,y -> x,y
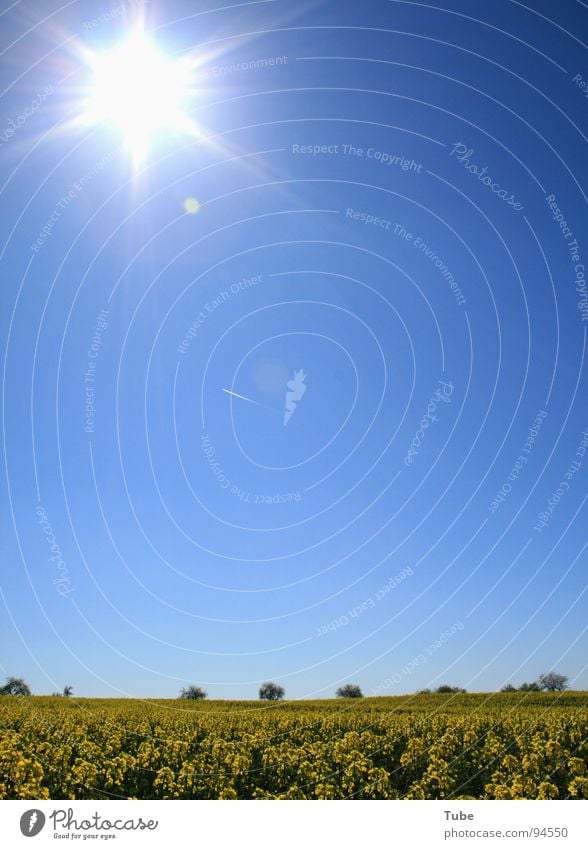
1,800 -> 586,847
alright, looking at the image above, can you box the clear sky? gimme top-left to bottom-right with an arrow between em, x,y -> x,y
0,0 -> 587,698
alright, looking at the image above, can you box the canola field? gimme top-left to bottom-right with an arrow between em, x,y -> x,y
1,692 -> 587,800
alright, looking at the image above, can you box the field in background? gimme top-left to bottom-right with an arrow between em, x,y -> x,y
1,692 -> 587,800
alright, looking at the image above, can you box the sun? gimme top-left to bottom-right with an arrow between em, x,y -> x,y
84,31 -> 194,164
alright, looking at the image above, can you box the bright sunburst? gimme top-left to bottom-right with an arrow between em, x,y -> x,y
84,31 -> 194,164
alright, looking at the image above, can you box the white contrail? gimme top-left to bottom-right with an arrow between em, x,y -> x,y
221,388 -> 267,408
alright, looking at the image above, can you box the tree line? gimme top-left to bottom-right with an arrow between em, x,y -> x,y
499,672 -> 569,692
0,678 -> 74,697
1,672 -> 570,700
179,674 -> 569,699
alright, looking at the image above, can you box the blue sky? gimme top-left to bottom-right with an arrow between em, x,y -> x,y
1,0 -> 587,698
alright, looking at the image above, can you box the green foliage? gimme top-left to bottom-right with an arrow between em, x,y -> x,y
336,684 -> 363,698
538,672 -> 568,692
516,673 -> 568,692
179,685 -> 207,700
259,682 -> 285,701
0,678 -> 31,696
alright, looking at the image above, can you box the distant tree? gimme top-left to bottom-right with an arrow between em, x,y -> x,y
0,677 -> 31,696
178,685 -> 207,700
538,672 -> 569,692
435,685 -> 466,694
259,682 -> 285,701
519,681 -> 541,692
336,684 -> 363,699
500,684 -> 517,692
62,685 -> 73,697
417,688 -> 432,694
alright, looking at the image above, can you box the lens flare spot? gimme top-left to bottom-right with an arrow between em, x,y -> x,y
183,197 -> 200,215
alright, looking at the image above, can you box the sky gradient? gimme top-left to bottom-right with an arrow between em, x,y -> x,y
1,0 -> 587,698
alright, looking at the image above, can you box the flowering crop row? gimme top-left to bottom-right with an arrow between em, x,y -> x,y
0,693 -> 586,800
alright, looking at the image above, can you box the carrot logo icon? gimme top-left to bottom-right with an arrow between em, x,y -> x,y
20,809 -> 45,837
284,369 -> 307,426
